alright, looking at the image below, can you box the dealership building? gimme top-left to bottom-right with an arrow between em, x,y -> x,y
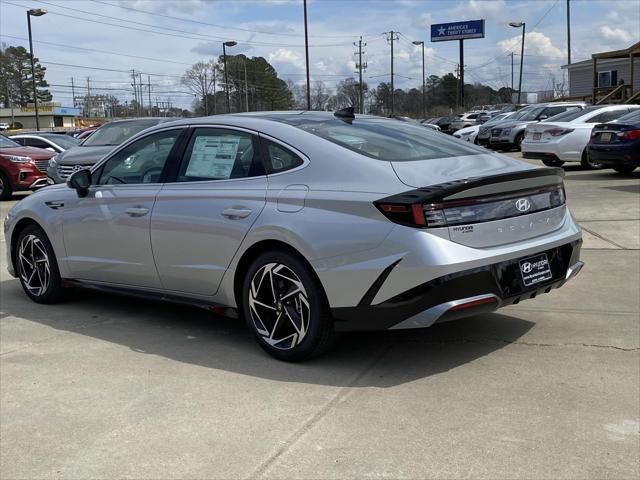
0,104 -> 81,130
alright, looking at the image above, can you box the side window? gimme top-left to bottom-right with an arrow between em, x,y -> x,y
29,139 -> 53,150
543,106 -> 573,119
98,129 -> 181,185
12,138 -> 26,146
264,141 -> 304,174
178,128 -> 263,182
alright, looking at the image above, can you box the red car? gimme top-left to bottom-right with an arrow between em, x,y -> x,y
0,135 -> 53,200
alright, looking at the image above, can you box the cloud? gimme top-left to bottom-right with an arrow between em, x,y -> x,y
600,26 -> 633,43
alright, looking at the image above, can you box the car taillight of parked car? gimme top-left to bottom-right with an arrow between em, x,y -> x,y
544,128 -> 574,137
375,185 -> 566,229
618,129 -> 640,141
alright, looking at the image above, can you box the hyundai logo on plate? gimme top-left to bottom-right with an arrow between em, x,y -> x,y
521,262 -> 533,274
515,198 -> 531,212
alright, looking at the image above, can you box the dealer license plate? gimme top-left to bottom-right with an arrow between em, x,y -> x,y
600,132 -> 612,142
519,253 -> 552,287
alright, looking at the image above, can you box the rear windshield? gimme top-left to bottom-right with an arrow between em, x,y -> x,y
278,116 -> 482,161
549,106 -> 600,122
613,109 -> 640,124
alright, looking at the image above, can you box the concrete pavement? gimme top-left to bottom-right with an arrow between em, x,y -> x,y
1,157 -> 638,479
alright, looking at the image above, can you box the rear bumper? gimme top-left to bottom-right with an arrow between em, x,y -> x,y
331,240 -> 583,331
587,144 -> 640,167
522,151 -> 562,162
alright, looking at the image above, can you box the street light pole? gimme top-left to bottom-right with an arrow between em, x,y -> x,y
413,40 -> 426,118
509,22 -> 526,104
26,8 -> 47,131
222,41 -> 237,113
303,0 -> 311,110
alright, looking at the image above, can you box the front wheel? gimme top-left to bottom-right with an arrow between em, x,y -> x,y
613,165 -> 637,174
16,225 -> 66,304
514,132 -> 525,151
0,171 -> 12,201
241,250 -> 334,361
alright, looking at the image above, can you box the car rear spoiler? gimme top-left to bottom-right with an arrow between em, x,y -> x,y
379,167 -> 564,205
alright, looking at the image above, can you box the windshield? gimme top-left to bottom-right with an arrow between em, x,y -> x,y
614,109 -> 640,124
518,106 -> 547,121
549,106 -> 600,123
41,134 -> 80,149
484,113 -> 510,126
82,120 -> 161,147
0,135 -> 20,148
277,116 -> 482,161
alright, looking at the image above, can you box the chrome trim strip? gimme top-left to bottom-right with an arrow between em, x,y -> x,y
29,178 -> 49,189
389,294 -> 501,330
564,261 -> 584,282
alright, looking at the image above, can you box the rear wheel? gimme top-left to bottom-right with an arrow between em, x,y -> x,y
0,171 -> 12,201
542,159 -> 565,167
581,149 -> 603,170
16,225 -> 66,304
241,250 -> 334,361
613,165 -> 637,174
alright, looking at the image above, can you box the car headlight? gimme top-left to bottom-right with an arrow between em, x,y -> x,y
48,155 -> 58,168
460,131 -> 472,136
6,155 -> 33,163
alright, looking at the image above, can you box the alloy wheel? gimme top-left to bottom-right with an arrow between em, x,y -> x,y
0,175 -> 5,196
18,234 -> 51,296
248,262 -> 310,350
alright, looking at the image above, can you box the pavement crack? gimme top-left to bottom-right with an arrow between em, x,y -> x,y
482,337 -> 639,352
245,344 -> 392,480
580,225 -> 629,250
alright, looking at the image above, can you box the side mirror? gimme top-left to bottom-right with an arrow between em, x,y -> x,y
67,169 -> 91,197
538,115 -> 548,121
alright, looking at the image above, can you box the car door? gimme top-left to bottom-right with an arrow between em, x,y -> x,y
150,126 -> 267,296
62,127 -> 185,288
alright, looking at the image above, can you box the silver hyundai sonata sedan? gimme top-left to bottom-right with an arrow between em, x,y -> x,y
4,110 -> 583,361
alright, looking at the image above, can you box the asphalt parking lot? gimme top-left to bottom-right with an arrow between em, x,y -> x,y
1,155 -> 638,479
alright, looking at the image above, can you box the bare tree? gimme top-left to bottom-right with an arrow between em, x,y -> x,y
311,81 -> 331,110
181,61 -> 217,115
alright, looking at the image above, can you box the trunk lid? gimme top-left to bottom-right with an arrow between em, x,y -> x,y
386,158 -> 567,247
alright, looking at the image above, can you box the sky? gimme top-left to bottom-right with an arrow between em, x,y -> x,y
1,0 -> 639,109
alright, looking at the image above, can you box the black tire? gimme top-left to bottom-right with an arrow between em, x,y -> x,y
581,149 -> 603,170
542,159 -> 565,167
514,132 -> 525,151
0,170 -> 12,201
15,224 -> 66,304
241,250 -> 334,361
613,165 -> 637,174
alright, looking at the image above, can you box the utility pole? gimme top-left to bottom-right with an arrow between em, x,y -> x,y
384,31 -> 399,115
303,0 -> 311,110
566,0 -> 571,65
204,71 -> 209,116
354,36 -> 367,114
455,64 -> 460,109
148,75 -> 151,116
86,76 -> 91,118
413,40 -> 426,118
459,39 -> 464,108
71,77 -> 75,108
509,52 -> 514,102
213,66 -> 217,115
138,72 -> 144,116
131,69 -> 138,116
243,59 -> 249,112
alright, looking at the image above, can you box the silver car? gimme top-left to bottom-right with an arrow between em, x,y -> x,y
4,111 -> 583,361
489,102 -> 587,151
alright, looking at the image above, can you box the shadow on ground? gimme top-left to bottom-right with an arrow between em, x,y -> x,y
564,170 -> 640,181
0,279 -> 534,388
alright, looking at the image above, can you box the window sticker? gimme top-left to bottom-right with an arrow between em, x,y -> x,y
185,135 -> 241,179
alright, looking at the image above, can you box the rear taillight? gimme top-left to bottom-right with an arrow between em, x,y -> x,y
544,128 -> 574,137
619,129 -> 640,141
375,184 -> 565,229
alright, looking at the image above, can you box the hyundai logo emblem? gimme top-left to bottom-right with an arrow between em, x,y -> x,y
516,198 -> 531,212
521,262 -> 533,274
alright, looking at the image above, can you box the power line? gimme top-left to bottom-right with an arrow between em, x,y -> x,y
90,0 -> 361,39
3,0 -> 354,48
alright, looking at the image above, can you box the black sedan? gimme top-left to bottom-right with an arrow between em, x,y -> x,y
587,109 -> 640,174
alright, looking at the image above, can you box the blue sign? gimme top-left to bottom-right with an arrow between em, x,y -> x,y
53,107 -> 81,116
431,20 -> 485,42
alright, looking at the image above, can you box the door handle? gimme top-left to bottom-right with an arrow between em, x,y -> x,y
221,207 -> 252,219
125,206 -> 150,217
45,201 -> 65,210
